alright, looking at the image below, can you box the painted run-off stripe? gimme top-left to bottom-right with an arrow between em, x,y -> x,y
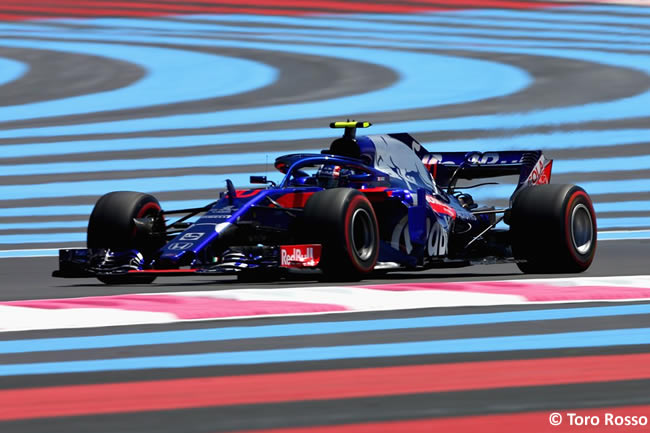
3,173 -> 650,201
0,248 -> 60,259
1,0 -> 486,19
168,10 -> 650,40
0,27 -> 647,136
4,279 -> 650,333
0,199 -> 215,218
469,180 -> 650,203
518,274 -> 650,289
0,34 -> 531,139
0,289 -> 524,332
2,303 -> 650,354
0,295 -> 347,333
139,23 -> 650,54
3,125 -> 649,160
393,6 -> 650,26
202,7 -> 650,28
0,0 -> 507,18
3,146 -> 650,178
0,39 -> 277,122
36,14 -> 650,47
0,233 -> 85,244
2,327 -> 650,376
209,405 -> 650,433
0,56 -> 27,87
3,16 -> 643,142
599,230 -> 650,240
3,41 -> 650,139
424,129 -> 650,153
0,353 -> 648,421
560,1 -> 650,6
342,7 -> 650,30
0,150 -> 291,177
0,221 -> 86,230
360,281 -> 650,303
2,295 -> 348,320
10,280 -> 650,313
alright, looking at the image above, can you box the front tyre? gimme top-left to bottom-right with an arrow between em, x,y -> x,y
87,191 -> 164,284
303,188 -> 379,280
510,184 -> 597,274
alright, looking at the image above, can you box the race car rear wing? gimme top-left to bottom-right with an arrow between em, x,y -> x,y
421,150 -> 553,190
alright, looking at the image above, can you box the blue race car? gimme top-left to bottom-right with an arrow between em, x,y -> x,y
53,121 -> 597,284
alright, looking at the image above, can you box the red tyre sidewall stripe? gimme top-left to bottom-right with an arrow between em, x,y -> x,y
343,194 -> 379,273
136,202 -> 161,219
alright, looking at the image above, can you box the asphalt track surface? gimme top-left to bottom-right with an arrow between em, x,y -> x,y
1,1 -> 650,432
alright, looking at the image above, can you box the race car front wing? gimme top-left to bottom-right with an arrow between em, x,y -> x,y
52,244 -> 323,279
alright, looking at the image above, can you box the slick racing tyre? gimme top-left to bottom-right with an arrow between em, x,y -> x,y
303,188 -> 379,280
87,191 -> 164,284
510,184 -> 597,274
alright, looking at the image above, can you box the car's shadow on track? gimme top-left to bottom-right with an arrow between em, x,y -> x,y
59,267 -> 524,292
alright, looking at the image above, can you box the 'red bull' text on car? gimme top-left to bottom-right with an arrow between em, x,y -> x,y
53,121 -> 597,284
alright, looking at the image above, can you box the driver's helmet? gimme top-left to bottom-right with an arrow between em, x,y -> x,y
316,164 -> 347,188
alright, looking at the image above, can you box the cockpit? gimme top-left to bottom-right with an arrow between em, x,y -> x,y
279,156 -> 388,190
273,121 -> 438,194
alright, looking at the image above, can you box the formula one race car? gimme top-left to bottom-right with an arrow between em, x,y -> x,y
53,121 -> 597,284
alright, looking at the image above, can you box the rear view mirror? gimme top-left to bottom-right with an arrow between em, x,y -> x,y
250,175 -> 268,184
250,175 -> 277,187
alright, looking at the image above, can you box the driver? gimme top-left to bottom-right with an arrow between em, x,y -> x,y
316,164 -> 349,188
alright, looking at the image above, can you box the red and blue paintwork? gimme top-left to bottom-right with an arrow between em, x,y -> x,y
53,126 -> 553,278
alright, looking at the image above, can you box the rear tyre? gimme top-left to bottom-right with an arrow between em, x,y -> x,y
303,188 -> 379,281
87,191 -> 164,284
510,184 -> 597,274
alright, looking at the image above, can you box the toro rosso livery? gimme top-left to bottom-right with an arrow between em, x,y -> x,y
53,122 -> 597,283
